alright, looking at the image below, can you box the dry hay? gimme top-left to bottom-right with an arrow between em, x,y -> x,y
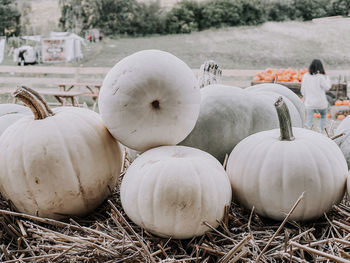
1,157 -> 350,262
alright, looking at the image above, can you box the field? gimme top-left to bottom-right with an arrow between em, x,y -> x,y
79,19 -> 350,70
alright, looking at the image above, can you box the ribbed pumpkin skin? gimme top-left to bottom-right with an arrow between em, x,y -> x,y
0,104 -> 31,135
245,83 -> 305,124
120,146 -> 232,239
0,107 -> 122,219
180,84 -> 304,163
0,103 -> 30,116
334,116 -> 350,168
227,128 -> 348,221
99,49 -> 201,152
0,113 -> 27,135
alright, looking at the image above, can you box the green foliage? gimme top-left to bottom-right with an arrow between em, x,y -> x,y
238,0 -> 267,25
17,0 -> 33,35
0,0 -> 21,36
199,0 -> 243,29
60,0 -> 164,36
266,0 -> 297,21
58,0 -> 350,36
165,0 -> 200,33
59,0 -> 87,34
293,0 -> 329,20
127,1 -> 165,35
329,0 -> 350,16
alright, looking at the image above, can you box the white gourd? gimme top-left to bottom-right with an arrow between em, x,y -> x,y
120,145 -> 232,239
0,87 -> 122,219
180,84 -> 305,163
99,49 -> 201,152
226,97 -> 347,221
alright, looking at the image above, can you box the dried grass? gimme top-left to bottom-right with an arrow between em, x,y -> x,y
1,155 -> 350,263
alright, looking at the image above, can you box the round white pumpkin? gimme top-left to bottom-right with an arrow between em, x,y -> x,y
180,84 -> 305,163
226,97 -> 347,221
120,145 -> 232,239
98,49 -> 201,152
0,87 -> 122,219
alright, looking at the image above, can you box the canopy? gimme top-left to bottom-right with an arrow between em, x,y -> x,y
42,32 -> 86,63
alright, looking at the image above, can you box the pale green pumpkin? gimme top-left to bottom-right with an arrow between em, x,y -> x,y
180,83 -> 305,163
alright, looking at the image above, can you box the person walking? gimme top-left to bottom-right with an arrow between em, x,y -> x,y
301,59 -> 331,133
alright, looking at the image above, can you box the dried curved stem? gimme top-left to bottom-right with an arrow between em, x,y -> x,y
12,86 -> 54,120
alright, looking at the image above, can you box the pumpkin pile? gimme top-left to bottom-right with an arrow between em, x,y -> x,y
99,49 -> 232,238
253,68 -> 308,83
1,50 -> 350,262
333,99 -> 350,120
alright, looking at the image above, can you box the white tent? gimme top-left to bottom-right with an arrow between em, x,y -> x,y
22,35 -> 42,43
42,32 -> 87,63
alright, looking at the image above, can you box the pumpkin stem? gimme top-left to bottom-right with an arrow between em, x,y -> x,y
198,60 -> 222,89
13,86 -> 54,120
274,97 -> 295,141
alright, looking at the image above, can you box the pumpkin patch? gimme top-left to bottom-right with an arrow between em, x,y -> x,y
0,49 -> 349,262
253,68 -> 308,83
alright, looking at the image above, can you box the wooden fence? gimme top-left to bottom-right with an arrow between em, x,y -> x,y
0,66 -> 349,90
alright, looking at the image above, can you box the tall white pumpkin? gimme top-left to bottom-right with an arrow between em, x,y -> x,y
0,87 -> 122,219
226,97 -> 348,221
120,145 -> 232,239
98,49 -> 201,152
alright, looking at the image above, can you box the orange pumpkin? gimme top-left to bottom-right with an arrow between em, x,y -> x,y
327,113 -> 331,118
314,113 -> 321,118
253,76 -> 261,82
335,100 -> 343,106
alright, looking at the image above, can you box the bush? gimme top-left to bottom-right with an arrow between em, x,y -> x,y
59,0 -> 350,37
328,0 -> 350,16
293,0 -> 329,20
238,0 -> 267,25
165,0 -> 201,34
266,0 -> 298,21
131,1 -> 165,35
199,0 -> 243,29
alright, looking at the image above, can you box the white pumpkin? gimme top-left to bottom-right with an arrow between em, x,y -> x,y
0,87 -> 122,219
226,97 -> 347,221
0,103 -> 30,116
180,84 -> 305,163
0,103 -> 31,135
334,116 -> 350,168
98,49 -> 201,152
0,113 -> 27,135
120,145 -> 232,239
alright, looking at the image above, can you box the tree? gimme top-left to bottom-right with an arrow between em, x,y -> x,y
59,0 -> 87,34
17,0 -> 32,35
0,0 -> 21,36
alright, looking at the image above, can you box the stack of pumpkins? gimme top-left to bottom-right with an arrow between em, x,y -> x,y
98,50 -> 232,239
0,49 -> 349,240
